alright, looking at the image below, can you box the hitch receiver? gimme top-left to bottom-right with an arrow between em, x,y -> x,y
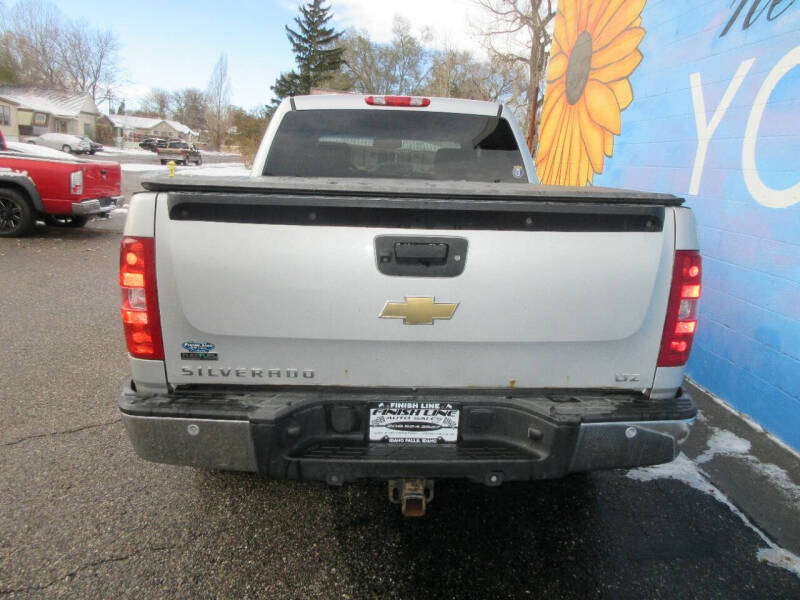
388,479 -> 434,517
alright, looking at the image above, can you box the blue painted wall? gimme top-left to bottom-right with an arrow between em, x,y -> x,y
544,0 -> 800,448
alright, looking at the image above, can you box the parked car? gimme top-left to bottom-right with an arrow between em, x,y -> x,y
80,136 -> 103,154
157,140 -> 202,165
117,94 -> 701,517
0,129 -> 122,236
28,132 -> 92,154
139,138 -> 164,152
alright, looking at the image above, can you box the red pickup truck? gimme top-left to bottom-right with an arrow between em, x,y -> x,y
0,129 -> 122,237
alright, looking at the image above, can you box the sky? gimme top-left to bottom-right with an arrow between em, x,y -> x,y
44,0 -> 487,113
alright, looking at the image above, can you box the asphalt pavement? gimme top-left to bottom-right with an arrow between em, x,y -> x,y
1,200 -> 799,598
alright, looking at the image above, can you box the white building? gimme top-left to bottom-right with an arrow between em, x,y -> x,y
105,114 -> 199,143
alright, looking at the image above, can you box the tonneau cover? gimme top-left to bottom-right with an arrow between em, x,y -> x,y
142,175 -> 684,206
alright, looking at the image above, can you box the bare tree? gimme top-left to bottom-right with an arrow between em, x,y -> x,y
482,57 -> 529,102
337,30 -> 380,92
475,0 -> 557,152
340,18 -> 432,95
172,88 -> 208,132
425,47 -> 523,102
0,32 -> 18,83
6,0 -> 62,88
206,53 -> 231,150
2,0 -> 120,100
57,20 -> 119,102
388,18 -> 432,94
136,88 -> 171,117
0,1 -> 16,84
339,17 -> 521,104
426,48 -> 475,98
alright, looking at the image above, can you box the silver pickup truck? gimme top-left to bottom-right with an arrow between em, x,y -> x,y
117,94 -> 701,516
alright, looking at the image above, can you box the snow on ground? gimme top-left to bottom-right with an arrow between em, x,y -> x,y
96,147 -> 154,157
629,453 -> 734,501
120,162 -> 248,176
5,142 -> 79,160
696,426 -> 800,504
119,163 -> 170,172
696,428 -> 752,462
200,150 -> 243,157
98,147 -> 241,159
758,548 -> 800,578
628,453 -> 800,578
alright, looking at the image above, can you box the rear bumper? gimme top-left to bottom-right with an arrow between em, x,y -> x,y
72,195 -> 122,215
118,387 -> 696,485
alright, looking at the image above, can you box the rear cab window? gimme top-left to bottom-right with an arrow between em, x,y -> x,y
263,109 -> 528,183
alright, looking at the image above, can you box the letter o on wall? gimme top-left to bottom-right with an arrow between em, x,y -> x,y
742,45 -> 800,209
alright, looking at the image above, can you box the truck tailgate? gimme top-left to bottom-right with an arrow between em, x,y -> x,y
150,178 -> 677,391
81,161 -> 120,198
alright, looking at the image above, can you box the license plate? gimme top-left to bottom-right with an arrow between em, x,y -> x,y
368,402 -> 460,443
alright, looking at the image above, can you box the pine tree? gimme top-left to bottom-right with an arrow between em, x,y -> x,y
287,0 -> 344,91
271,71 -> 303,103
270,0 -> 344,105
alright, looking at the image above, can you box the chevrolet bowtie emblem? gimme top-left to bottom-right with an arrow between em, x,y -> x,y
379,297 -> 458,325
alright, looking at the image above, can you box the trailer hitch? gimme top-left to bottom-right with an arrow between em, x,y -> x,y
388,479 -> 434,517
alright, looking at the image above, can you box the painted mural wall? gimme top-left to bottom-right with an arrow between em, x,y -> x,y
539,0 -> 800,448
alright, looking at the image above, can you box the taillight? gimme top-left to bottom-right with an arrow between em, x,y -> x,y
658,250 -> 702,367
119,236 -> 163,360
365,95 -> 430,107
70,170 -> 83,195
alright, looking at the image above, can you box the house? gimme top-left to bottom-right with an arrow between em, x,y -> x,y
106,114 -> 199,143
0,85 -> 100,142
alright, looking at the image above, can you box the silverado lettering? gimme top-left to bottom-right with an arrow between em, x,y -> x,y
180,367 -> 314,378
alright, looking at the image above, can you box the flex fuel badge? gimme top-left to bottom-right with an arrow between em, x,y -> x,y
181,341 -> 218,361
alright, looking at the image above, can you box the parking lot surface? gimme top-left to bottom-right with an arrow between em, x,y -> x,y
1,208 -> 799,598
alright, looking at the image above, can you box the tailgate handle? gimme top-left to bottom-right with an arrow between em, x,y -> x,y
394,242 -> 448,264
375,236 -> 467,278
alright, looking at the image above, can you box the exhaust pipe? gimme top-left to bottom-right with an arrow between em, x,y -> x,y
388,479 -> 434,517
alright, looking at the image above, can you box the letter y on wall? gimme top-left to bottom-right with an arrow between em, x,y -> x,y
688,59 -> 755,195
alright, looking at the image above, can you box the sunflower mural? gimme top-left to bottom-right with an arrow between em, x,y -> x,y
536,0 -> 646,186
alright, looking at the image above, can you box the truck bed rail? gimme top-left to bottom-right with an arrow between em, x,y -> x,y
142,175 -> 684,206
